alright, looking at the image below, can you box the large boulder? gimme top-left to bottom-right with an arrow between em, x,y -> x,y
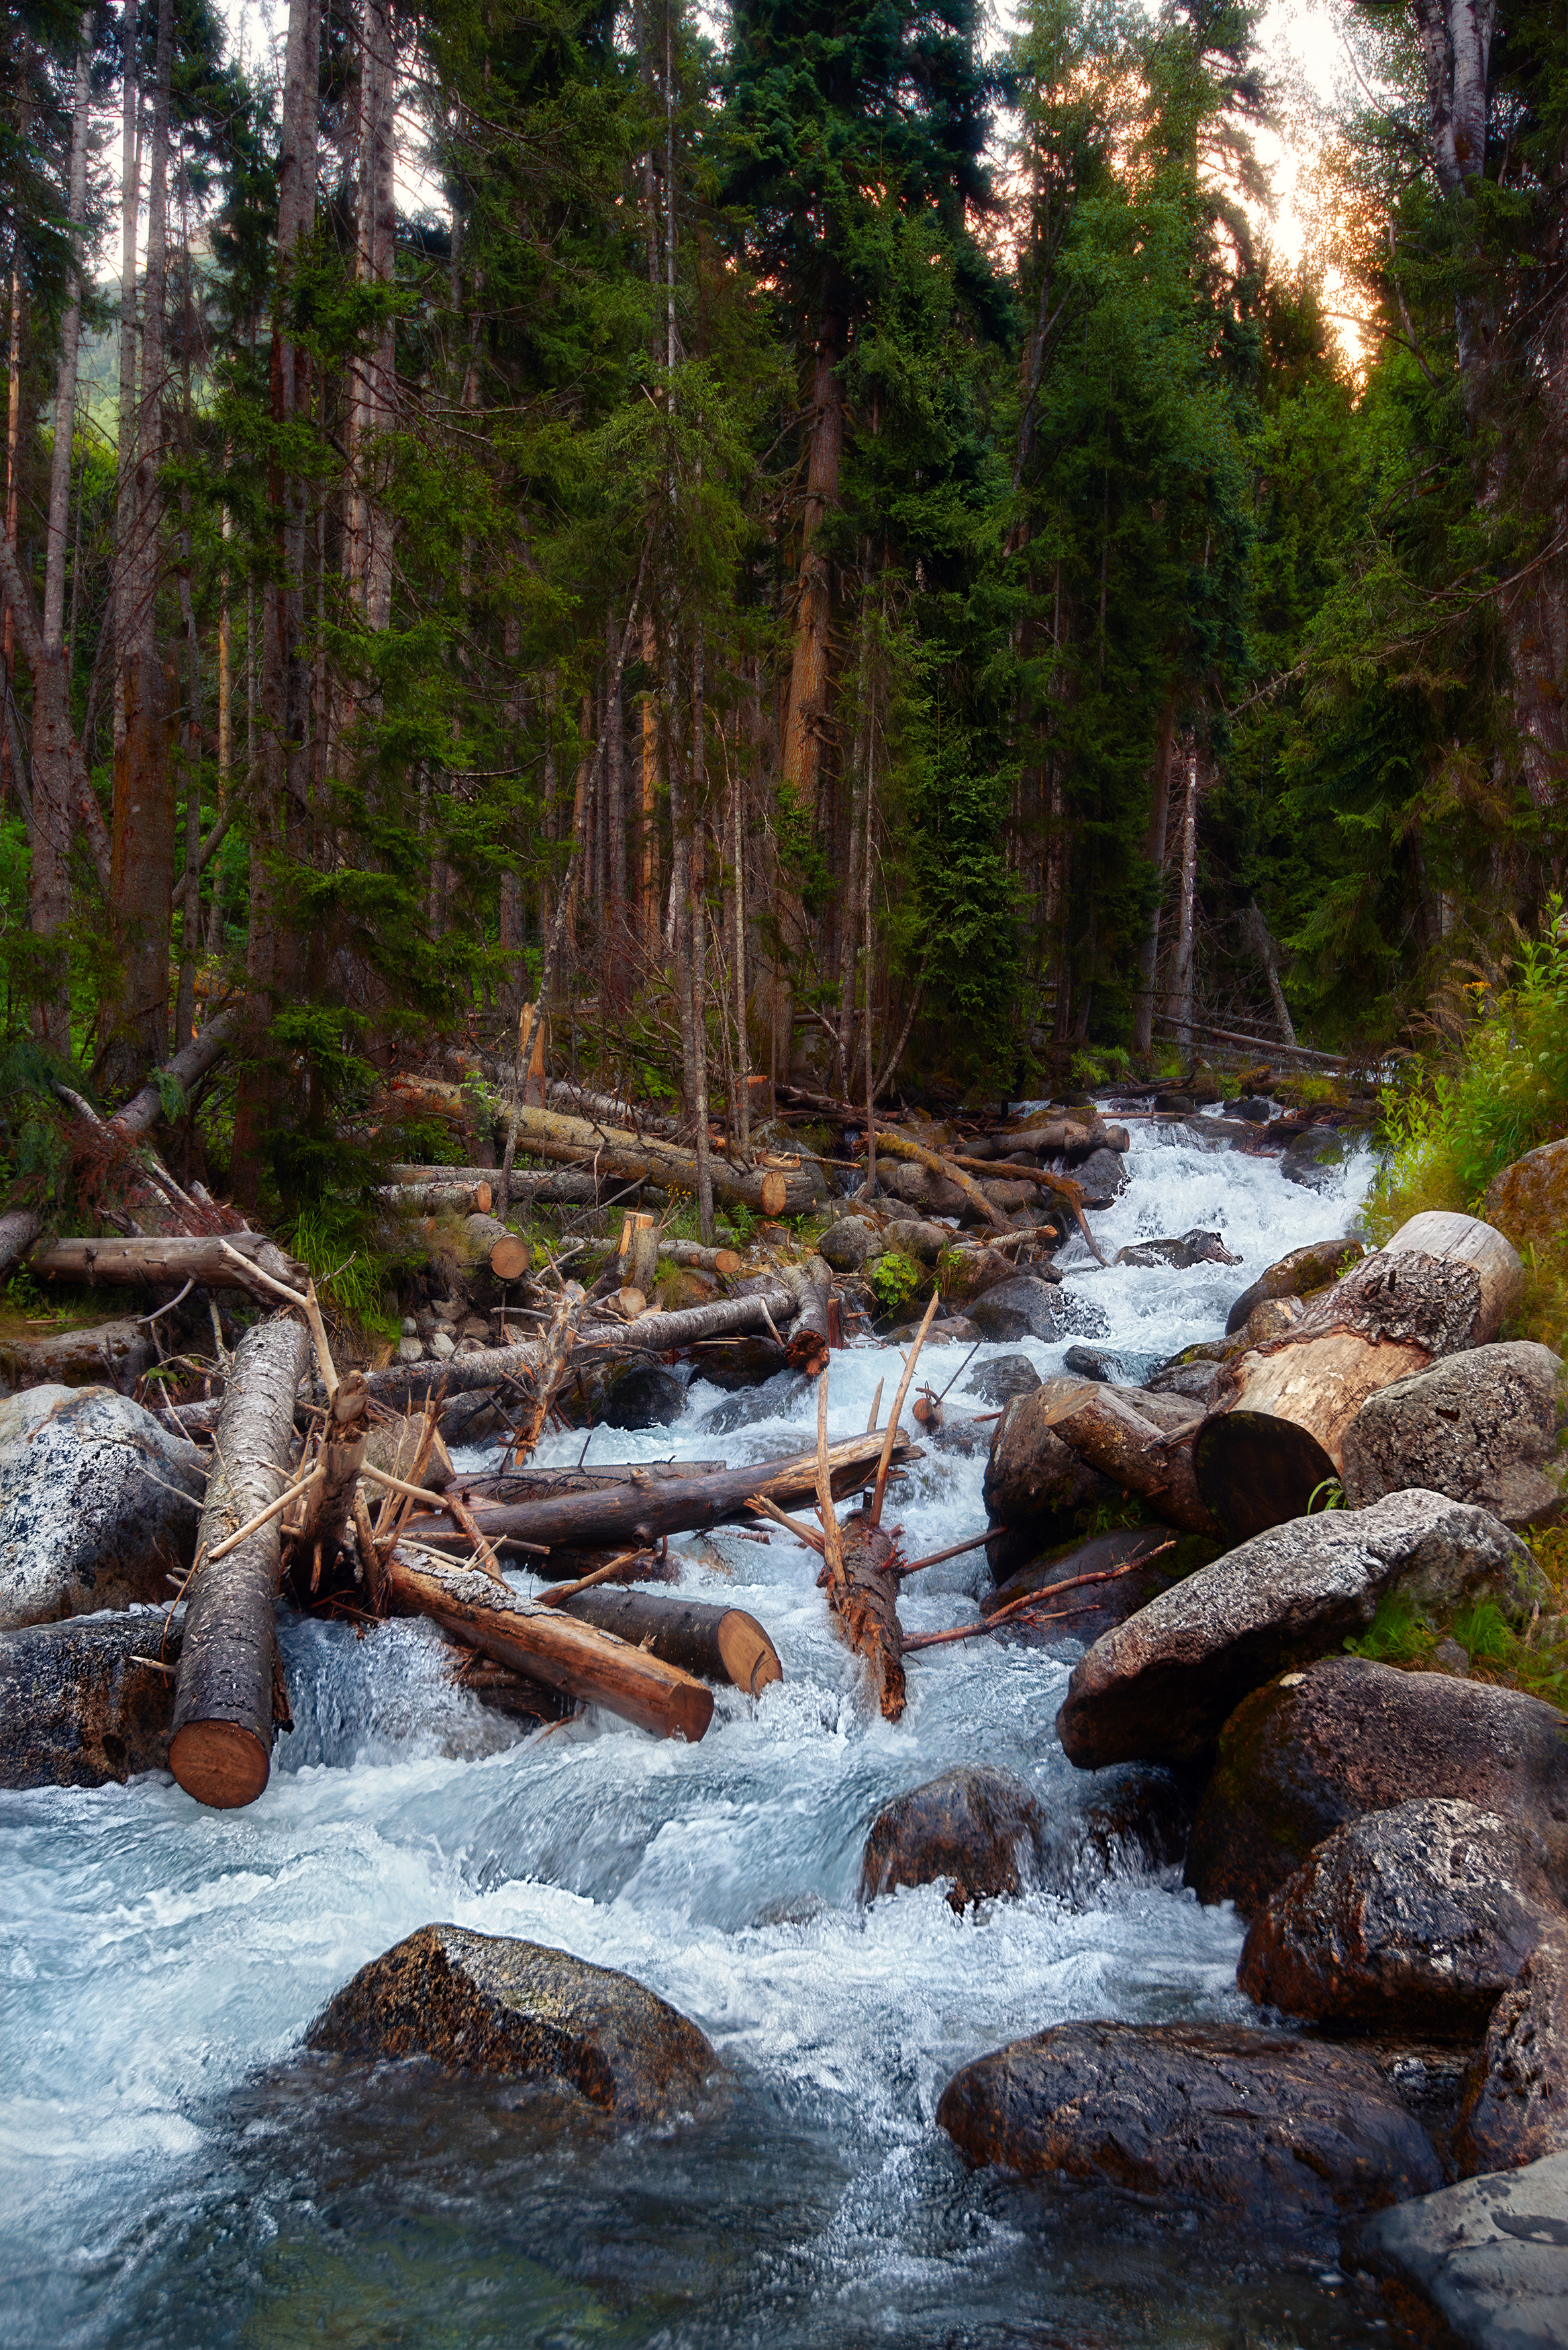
1361,2150 -> 1568,2349
964,1353 -> 1041,1407
0,1315 -> 152,1397
1115,1229 -> 1240,1271
936,2021 -> 1440,2234
1486,1137 -> 1568,1258
1238,1799 -> 1562,2032
0,1605 -> 181,1787
967,1275 -> 1065,1344
1055,1492 -> 1541,1773
982,1389 -> 1116,1577
1455,1926 -> 1568,2178
878,1162 -> 969,1217
689,1335 -> 790,1390
306,1924 -> 722,2126
1186,1657 -> 1568,1914
859,1766 -> 1045,1911
1071,1147 -> 1127,1208
1224,1237 -> 1367,1335
0,1384 -> 207,1630
882,1217 -> 950,1266
600,1360 -> 687,1430
819,1217 -> 882,1272
1342,1342 -> 1566,1528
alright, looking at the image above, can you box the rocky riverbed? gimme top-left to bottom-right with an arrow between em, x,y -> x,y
1,1109 -> 1563,2349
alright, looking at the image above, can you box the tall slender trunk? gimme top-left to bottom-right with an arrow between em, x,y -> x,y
689,618 -> 712,1241
113,6 -> 139,756
1132,696 -> 1175,1055
233,0 -> 322,1202
781,326 -> 843,825
346,0 -> 395,628
607,600 -> 625,960
1165,737 -> 1199,1035
1,70 -> 30,820
640,610 -> 660,940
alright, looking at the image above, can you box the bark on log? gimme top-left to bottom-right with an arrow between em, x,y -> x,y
111,1007 -> 239,1136
409,1433 -> 923,1554
872,1129 -> 1010,1230
1032,1377 -> 1219,1536
289,1369 -> 368,1587
0,1207 -> 42,1280
169,1318 -> 309,1808
550,1589 -> 783,1695
30,1231 -> 307,1295
387,1164 -> 619,1207
658,1240 -> 744,1276
377,1180 -> 493,1215
1194,1215 -> 1522,1538
581,1284 -> 799,1356
449,1461 -> 726,1507
385,1548 -> 714,1741
618,1211 -> 658,1298
499,1104 -> 819,1215
830,1508 -> 904,1720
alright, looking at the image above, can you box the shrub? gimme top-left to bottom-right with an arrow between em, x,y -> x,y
868,1250 -> 922,1316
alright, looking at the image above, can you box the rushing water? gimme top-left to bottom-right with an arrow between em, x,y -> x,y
1,1117 -> 1386,2350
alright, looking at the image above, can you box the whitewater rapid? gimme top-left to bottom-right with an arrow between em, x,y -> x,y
0,1115 -> 1380,2349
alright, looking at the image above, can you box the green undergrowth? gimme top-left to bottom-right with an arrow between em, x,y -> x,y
1344,1524 -> 1568,1705
868,1250 -> 923,1317
285,1198 -> 401,1348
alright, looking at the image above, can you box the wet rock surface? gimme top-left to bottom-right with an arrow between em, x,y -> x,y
1114,1229 -> 1240,1270
601,1360 -> 689,1429
1055,1492 -> 1541,1772
1342,1342 -> 1566,1527
936,2020 -> 1442,2234
689,1335 -> 791,1391
0,1605 -> 182,1787
0,1316 -> 152,1397
1062,1343 -> 1124,1382
1361,2149 -> 1568,2350
1224,1237 -> 1367,1335
1186,1658 -> 1568,1914
1238,1799 -> 1563,2033
963,1352 -> 1042,1407
859,1765 -> 1046,1910
0,1384 -> 207,1629
1455,1926 -> 1568,2177
1071,1147 -> 1128,1207
306,1924 -> 723,2126
981,1389 -> 1117,1578
967,1275 -> 1067,1343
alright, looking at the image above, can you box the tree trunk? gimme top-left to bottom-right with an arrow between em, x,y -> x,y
0,1207 -> 43,1280
1132,698 -> 1174,1055
30,1231 -> 308,1294
1239,903 -> 1296,1048
1165,735 -> 1199,1032
781,326 -> 844,825
499,1101 -> 820,1213
828,1507 -> 904,1722
385,1548 -> 714,1741
550,1588 -> 782,1695
410,1431 -> 921,1554
345,0 -> 395,626
110,1002 -> 238,1133
1030,1377 -> 1219,1536
169,1318 -> 309,1808
289,1369 -> 369,1590
111,0 -> 139,757
1194,1214 -> 1523,1537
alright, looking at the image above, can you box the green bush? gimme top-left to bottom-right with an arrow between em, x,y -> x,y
868,1250 -> 923,1316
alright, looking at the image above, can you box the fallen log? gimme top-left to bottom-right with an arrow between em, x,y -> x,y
944,1153 -> 1106,1265
498,1104 -> 820,1216
777,1261 -> 831,1374
385,1548 -> 714,1741
1194,1213 -> 1524,1538
1027,1378 -> 1218,1536
377,1179 -> 493,1215
0,1205 -> 42,1280
830,1507 -> 905,1719
449,1460 -> 726,1506
387,1164 -> 621,1207
618,1210 -> 659,1299
549,1589 -> 783,1695
658,1239 -> 744,1276
408,1431 -> 924,1554
580,1284 -> 799,1356
29,1230 -> 307,1296
111,1007 -> 240,1137
871,1129 -> 1010,1231
168,1317 -> 310,1809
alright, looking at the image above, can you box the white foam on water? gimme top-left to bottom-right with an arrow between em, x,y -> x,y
0,1115 -> 1377,2345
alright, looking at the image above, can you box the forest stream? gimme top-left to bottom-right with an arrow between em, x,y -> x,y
0,1114 -> 1387,2350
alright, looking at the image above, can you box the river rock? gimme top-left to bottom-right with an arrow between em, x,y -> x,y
1062,1344 -> 1123,1382
1035,1762 -> 1197,1899
1055,1491 -> 1541,1772
690,1335 -> 790,1390
982,1525 -> 1196,1650
936,2021 -> 1440,2232
1071,1147 -> 1127,1207
0,1315 -> 152,1397
982,1388 -> 1117,1576
1225,1096 -> 1273,1122
882,1217 -> 949,1265
1486,1137 -> 1568,1259
0,1605 -> 181,1787
1341,1342 -> 1567,1528
964,1354 -> 1041,1407
601,1360 -> 687,1430
1361,2150 -> 1568,2349
1281,1125 -> 1345,1192
1454,1924 -> 1568,2177
1115,1229 -> 1241,1270
306,1924 -> 722,2126
1224,1237 -> 1367,1335
859,1765 -> 1045,1910
1186,1657 -> 1568,1914
878,1162 -> 969,1217
967,1274 -> 1065,1343
0,1384 -> 207,1630
819,1217 -> 881,1272
1238,1799 -> 1562,2032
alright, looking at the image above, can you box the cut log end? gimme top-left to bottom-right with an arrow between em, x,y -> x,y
714,1249 -> 743,1278
167,1718 -> 271,1809
489,1235 -> 532,1282
760,1172 -> 787,1217
1193,1409 -> 1338,1540
716,1609 -> 784,1697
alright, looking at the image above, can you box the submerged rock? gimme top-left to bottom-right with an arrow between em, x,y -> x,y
0,1605 -> 181,1787
601,1360 -> 687,1430
1055,1491 -> 1541,1773
964,1353 -> 1041,1407
967,1275 -> 1065,1343
306,1924 -> 722,2126
1361,2149 -> 1568,2349
936,2021 -> 1440,2233
1185,1658 -> 1568,1914
859,1765 -> 1045,1911
1455,1925 -> 1568,2177
1238,1799 -> 1562,2033
1114,1229 -> 1240,1271
1342,1342 -> 1566,1528
0,1384 -> 207,1629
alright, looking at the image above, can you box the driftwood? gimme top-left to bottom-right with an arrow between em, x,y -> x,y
30,1230 -> 306,1295
497,1104 -> 820,1215
409,1432 -> 923,1554
549,1589 -> 783,1695
168,1317 -> 310,1809
385,1548 -> 713,1741
1194,1213 -> 1524,1536
1032,1376 -> 1218,1536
